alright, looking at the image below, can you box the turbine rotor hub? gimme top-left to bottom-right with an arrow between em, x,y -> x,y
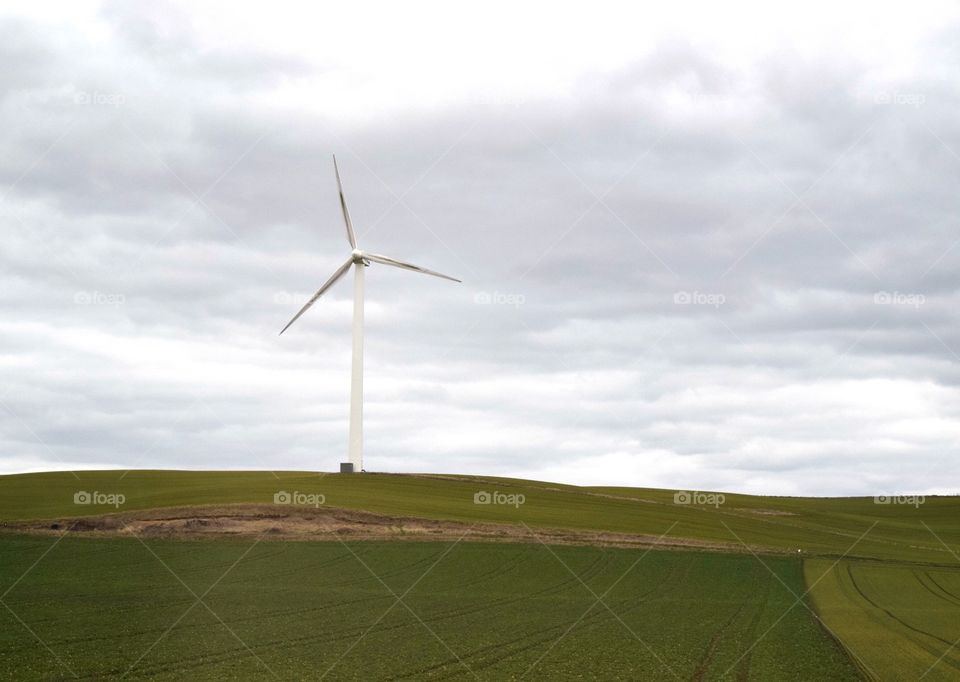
351,248 -> 364,263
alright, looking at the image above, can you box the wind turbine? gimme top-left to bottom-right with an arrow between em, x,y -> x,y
280,155 -> 460,473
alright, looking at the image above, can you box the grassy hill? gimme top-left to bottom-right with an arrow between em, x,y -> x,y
1,470 -> 957,563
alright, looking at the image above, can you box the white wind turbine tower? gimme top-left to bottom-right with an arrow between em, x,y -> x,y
280,156 -> 460,473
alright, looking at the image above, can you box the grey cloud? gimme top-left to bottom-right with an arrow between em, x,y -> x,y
2,12 -> 960,494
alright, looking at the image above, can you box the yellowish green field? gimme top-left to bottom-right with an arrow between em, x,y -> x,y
806,559 -> 960,681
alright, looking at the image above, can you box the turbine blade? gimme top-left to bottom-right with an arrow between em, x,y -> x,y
333,155 -> 357,249
279,258 -> 354,335
364,252 -> 461,283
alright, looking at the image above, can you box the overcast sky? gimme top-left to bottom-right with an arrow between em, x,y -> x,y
2,0 -> 959,495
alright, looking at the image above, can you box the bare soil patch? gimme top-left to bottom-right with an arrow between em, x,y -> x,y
1,504 -> 758,553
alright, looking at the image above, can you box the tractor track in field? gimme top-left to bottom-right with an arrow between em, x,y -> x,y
734,567 -> 773,682
689,602 -> 748,682
0,503 -> 755,555
432,554 -> 698,679
689,565 -> 766,682
846,565 -> 953,646
116,541 -> 528,653
55,550 -> 609,676
118,553 -> 620,678
120,551 -> 667,680
390,554 -> 690,680
917,570 -> 960,607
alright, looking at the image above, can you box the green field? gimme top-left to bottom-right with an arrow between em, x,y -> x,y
1,470 -> 958,680
806,559 -> 960,681
0,535 -> 858,680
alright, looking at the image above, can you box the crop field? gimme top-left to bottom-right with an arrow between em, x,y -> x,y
806,559 -> 960,681
0,535 -> 859,680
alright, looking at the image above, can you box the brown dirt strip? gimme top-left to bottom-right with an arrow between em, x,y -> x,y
0,503 -> 761,554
